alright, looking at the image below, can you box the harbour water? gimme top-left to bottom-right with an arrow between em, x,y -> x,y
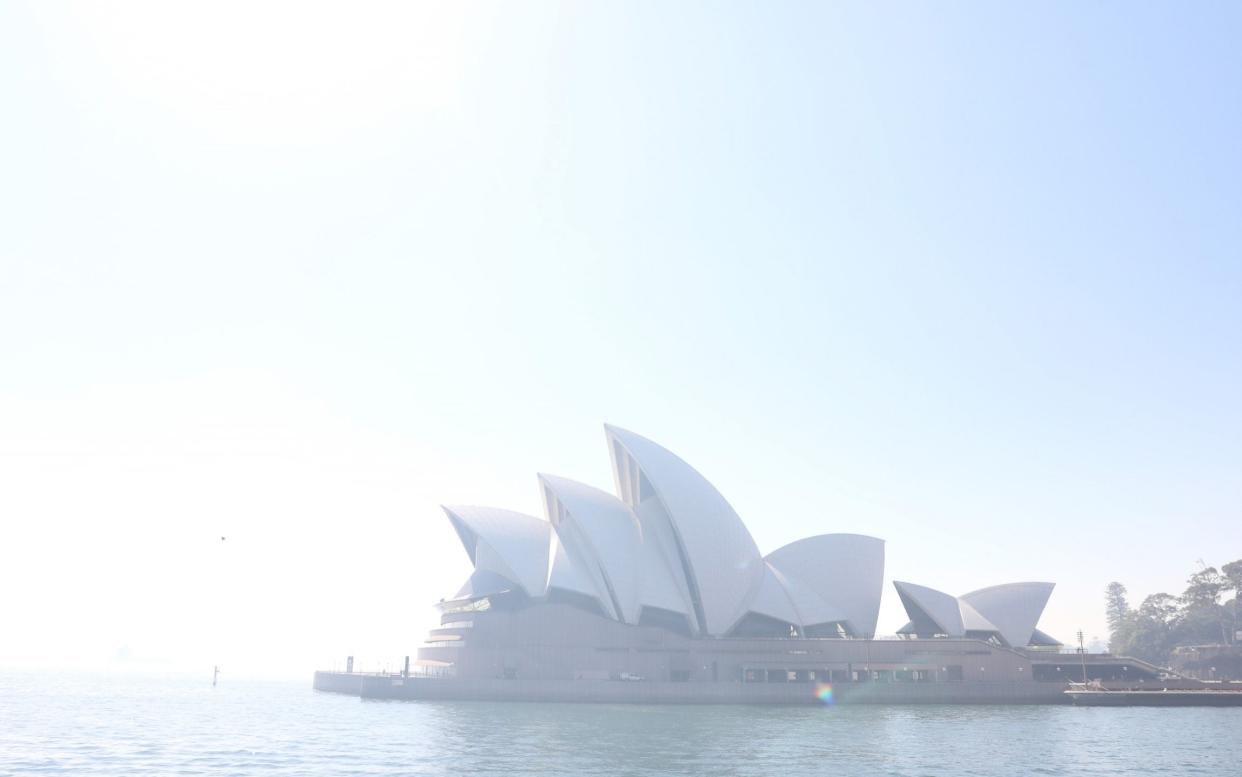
4,670 -> 1241,776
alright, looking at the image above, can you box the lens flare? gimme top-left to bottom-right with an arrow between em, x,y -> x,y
815,682 -> 834,704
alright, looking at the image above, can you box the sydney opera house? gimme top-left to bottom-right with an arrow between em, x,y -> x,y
315,425 -> 1164,704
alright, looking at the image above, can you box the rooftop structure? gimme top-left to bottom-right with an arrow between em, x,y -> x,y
894,580 -> 1060,647
442,424 -> 886,639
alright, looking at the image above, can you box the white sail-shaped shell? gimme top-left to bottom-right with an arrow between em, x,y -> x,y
539,474 -> 645,623
895,580 -> 1055,646
546,530 -> 602,603
893,580 -> 970,636
605,425 -> 764,636
744,563 -> 804,627
442,505 -> 551,597
765,534 -> 885,637
960,582 -> 1055,647
766,564 -> 849,629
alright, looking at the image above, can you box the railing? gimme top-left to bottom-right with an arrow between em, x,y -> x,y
437,597 -> 491,615
318,665 -> 455,679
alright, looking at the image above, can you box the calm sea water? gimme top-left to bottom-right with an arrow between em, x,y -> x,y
3,670 -> 1240,776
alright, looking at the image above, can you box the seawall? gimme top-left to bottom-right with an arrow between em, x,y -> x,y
313,671 -> 1069,704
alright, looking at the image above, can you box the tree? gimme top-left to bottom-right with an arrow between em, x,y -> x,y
1221,559 -> 1242,645
1138,593 -> 1180,625
1183,566 -> 1226,609
1183,566 -> 1230,644
1222,560 -> 1242,593
1105,582 -> 1129,630
1105,558 -> 1242,664
1105,582 -> 1133,654
1128,593 -> 1180,663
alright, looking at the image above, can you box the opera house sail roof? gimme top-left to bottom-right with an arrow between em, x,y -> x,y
439,425 -> 889,639
308,424 -> 1122,703
436,424 -> 1056,646
893,580 -> 1059,647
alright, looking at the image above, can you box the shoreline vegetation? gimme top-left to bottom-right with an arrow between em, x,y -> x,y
1106,559 -> 1241,668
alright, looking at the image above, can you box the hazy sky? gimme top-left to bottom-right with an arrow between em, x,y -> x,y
2,2 -> 1239,677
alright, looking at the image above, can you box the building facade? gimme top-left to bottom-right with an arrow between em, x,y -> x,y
316,425 -> 1165,703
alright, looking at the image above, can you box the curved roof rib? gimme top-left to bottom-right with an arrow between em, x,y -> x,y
605,425 -> 765,636
629,498 -> 696,619
893,581 -> 969,637
960,582 -> 1055,647
765,534 -> 885,637
959,599 -> 999,633
767,564 -> 848,629
546,530 -> 603,603
742,563 -> 804,628
539,474 -> 650,623
441,506 -> 551,598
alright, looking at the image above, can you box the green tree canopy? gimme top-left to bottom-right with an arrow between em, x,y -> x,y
1105,558 -> 1242,666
